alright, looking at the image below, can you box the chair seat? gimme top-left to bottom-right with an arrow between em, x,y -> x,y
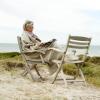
26,59 -> 43,63
52,59 -> 83,64
66,54 -> 79,61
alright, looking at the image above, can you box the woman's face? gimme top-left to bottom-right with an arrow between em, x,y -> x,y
26,24 -> 34,32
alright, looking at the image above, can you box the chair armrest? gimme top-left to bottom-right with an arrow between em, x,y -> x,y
22,50 -> 45,54
33,50 -> 45,54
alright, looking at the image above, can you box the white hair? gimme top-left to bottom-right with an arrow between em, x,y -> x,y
23,20 -> 33,31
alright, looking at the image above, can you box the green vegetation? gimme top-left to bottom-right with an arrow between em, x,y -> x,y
63,56 -> 100,87
0,52 -> 20,59
0,52 -> 100,87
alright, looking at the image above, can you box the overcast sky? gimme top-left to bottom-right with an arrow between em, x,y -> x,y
0,0 -> 100,45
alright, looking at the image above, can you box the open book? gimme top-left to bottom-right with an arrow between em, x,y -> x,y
39,39 -> 56,48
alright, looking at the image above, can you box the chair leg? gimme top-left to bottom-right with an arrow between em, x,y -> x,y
22,65 -> 34,76
52,63 -> 67,87
79,68 -> 87,86
34,64 -> 44,80
22,64 -> 44,81
25,63 -> 35,81
77,63 -> 87,86
52,63 -> 63,84
60,67 -> 67,87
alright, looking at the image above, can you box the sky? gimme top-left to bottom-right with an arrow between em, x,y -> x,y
0,0 -> 100,45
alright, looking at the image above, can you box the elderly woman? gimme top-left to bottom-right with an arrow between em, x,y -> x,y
22,21 -> 56,51
21,20 -> 64,74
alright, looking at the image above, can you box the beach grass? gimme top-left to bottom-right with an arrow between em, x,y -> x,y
0,52 -> 20,59
0,52 -> 100,87
63,60 -> 100,87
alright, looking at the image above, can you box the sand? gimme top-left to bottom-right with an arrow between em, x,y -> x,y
0,65 -> 100,100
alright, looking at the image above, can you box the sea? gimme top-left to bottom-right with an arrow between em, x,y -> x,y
0,43 -> 100,57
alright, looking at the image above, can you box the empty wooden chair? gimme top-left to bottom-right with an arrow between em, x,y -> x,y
52,35 -> 91,86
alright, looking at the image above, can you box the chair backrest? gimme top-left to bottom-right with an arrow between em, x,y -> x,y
64,35 -> 91,60
17,36 -> 24,53
17,36 -> 28,62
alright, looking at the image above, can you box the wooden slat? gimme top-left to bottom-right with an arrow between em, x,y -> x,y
17,36 -> 23,52
26,59 -> 42,62
52,60 -> 83,64
69,41 -> 89,45
22,50 -> 45,54
70,36 -> 91,41
65,80 -> 85,82
68,45 -> 88,49
26,60 -> 42,64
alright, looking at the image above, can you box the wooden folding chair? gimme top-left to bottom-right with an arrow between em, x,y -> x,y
17,36 -> 47,81
52,35 -> 91,86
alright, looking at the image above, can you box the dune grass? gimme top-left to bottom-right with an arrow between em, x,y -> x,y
0,52 -> 20,59
0,52 -> 100,87
63,61 -> 100,87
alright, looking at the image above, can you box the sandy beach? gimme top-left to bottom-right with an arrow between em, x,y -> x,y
0,60 -> 100,100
